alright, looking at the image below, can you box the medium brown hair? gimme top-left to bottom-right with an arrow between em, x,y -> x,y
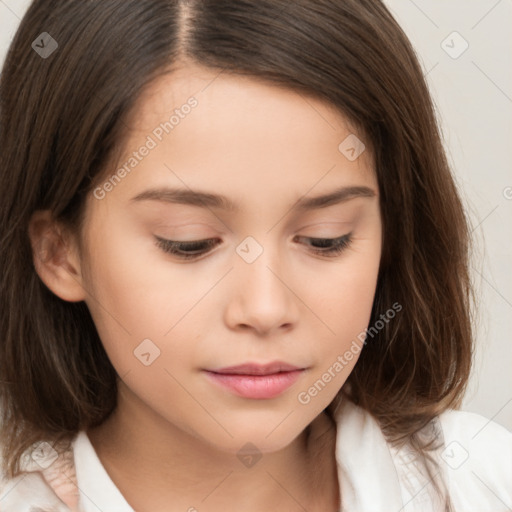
0,0 -> 474,507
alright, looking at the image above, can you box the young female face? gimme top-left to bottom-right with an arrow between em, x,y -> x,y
39,62 -> 382,456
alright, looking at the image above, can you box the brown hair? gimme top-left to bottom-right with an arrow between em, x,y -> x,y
0,0 -> 474,507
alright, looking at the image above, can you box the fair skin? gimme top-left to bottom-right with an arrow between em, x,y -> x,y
28,63 -> 382,511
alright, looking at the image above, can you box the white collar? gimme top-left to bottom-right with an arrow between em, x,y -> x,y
73,431 -> 134,511
333,399 -> 447,512
70,400 -> 445,512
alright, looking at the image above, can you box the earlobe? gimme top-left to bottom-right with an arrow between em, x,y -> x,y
28,210 -> 87,303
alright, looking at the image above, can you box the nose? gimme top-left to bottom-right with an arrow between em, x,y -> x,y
223,239 -> 300,336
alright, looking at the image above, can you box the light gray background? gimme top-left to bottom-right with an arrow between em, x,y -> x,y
1,0 -> 510,430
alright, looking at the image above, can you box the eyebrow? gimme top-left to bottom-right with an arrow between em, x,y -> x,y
130,184 -> 376,212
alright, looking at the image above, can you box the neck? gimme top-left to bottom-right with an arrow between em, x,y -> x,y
87,382 -> 340,512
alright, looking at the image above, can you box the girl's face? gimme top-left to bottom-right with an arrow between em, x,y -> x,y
78,63 -> 382,454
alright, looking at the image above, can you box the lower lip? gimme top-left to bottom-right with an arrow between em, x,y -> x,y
203,369 -> 304,399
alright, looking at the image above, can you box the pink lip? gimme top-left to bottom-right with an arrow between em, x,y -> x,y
203,361 -> 306,399
209,361 -> 302,375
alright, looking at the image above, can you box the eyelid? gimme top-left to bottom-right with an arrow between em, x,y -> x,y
154,233 -> 353,260
155,236 -> 219,250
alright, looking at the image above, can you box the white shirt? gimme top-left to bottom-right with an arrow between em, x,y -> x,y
1,399 -> 511,511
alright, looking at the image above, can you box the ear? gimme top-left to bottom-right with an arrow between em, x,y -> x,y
28,210 -> 87,302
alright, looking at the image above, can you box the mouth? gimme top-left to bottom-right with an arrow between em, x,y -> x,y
206,361 -> 303,375
203,361 -> 306,399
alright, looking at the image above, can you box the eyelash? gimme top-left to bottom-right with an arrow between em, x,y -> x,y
154,233 -> 353,260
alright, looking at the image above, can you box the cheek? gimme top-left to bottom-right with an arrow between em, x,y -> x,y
296,236 -> 382,401
306,233 -> 381,331
81,220 -> 221,385
80,224 -> 179,371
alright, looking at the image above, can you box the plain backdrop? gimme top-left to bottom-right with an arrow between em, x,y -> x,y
0,0 -> 511,431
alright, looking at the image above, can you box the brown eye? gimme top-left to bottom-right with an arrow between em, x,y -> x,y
294,233 -> 353,257
154,233 -> 353,261
155,237 -> 220,260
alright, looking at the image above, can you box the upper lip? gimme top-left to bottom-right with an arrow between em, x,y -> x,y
206,361 -> 304,376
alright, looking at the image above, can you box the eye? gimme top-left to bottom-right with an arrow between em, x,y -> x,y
154,233 -> 353,260
155,237 -> 220,260
294,233 -> 353,257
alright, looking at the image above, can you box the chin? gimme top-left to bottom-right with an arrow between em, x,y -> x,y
192,415 -> 310,457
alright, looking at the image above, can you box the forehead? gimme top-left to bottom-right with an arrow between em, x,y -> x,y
125,62 -> 371,157
131,62 -> 352,128
93,63 -> 376,214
